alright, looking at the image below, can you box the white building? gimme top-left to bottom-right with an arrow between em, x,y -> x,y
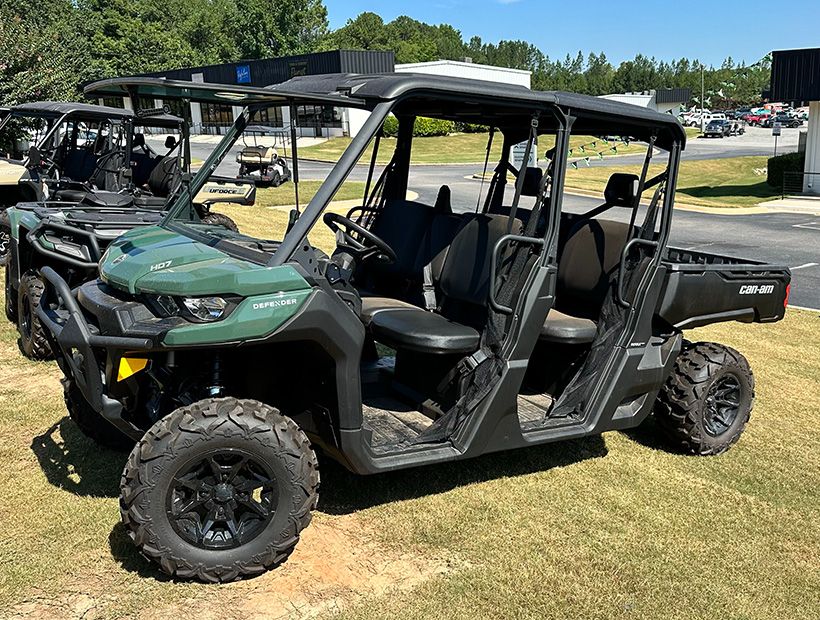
395,59 -> 531,88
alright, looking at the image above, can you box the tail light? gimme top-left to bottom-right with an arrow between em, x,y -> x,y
784,283 -> 790,308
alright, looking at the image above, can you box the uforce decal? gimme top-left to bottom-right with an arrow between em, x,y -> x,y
253,298 -> 299,310
202,187 -> 244,195
739,284 -> 775,295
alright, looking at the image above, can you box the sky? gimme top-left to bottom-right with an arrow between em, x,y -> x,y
324,0 -> 820,67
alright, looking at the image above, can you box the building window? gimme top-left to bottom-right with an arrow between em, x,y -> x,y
253,106 -> 284,127
102,97 -> 125,109
163,99 -> 186,120
289,61 -> 308,78
296,105 -> 342,129
201,103 -> 234,127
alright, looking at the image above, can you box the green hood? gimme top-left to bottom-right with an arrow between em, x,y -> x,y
100,226 -> 310,297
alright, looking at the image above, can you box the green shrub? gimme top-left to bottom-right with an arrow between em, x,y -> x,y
382,115 -> 399,137
381,115 -> 455,138
767,151 -> 805,188
454,122 -> 490,133
413,117 -> 455,137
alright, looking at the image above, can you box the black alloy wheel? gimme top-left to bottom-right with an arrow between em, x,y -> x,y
167,449 -> 278,550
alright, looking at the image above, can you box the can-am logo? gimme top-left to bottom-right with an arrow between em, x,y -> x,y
739,284 -> 775,295
253,298 -> 298,310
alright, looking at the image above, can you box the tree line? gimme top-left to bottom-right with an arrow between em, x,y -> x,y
0,3 -> 770,109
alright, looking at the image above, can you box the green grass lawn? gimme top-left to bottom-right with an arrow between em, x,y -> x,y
251,179 -> 366,208
300,133 -> 646,165
0,267 -> 817,617
565,156 -> 779,208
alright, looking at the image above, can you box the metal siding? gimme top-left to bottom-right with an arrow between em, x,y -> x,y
771,48 -> 820,102
655,88 -> 691,104
138,50 -> 395,89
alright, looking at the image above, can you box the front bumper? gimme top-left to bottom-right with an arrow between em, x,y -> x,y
36,267 -> 164,440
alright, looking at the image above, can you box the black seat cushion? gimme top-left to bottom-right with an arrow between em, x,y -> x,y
56,189 -> 134,208
360,296 -> 419,326
540,309 -> 597,344
370,308 -> 480,354
81,191 -> 134,208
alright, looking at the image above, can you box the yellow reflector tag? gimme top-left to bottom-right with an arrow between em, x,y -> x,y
117,357 -> 148,382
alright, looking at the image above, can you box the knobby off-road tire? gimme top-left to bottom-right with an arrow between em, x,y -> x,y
120,397 -> 319,582
201,212 -> 239,232
64,380 -> 135,451
0,209 -> 11,268
17,270 -> 53,360
4,264 -> 17,323
654,341 -> 755,455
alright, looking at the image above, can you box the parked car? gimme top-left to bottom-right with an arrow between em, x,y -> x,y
746,112 -> 771,126
762,114 -> 803,128
704,119 -> 731,137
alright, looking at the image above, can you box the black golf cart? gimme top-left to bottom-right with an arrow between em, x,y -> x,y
38,74 -> 790,582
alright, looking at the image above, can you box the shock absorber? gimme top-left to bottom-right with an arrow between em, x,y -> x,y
208,353 -> 224,397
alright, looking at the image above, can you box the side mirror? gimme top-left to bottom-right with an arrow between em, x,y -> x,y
164,136 -> 177,150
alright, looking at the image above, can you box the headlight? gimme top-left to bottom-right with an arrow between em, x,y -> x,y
181,296 -> 228,322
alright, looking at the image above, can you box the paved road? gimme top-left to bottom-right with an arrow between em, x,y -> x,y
151,126 -> 819,308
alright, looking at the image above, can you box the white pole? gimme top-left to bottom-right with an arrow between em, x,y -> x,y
700,66 -> 705,133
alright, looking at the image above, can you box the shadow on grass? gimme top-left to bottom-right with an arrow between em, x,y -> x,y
620,415 -> 679,453
318,434 -> 608,515
31,417 -> 128,498
108,523 -> 175,582
679,181 -> 779,202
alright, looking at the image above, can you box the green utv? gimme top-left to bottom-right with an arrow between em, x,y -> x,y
37,75 -> 790,582
3,101 -> 255,360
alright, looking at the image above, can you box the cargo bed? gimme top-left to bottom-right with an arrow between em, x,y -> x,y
656,247 -> 791,330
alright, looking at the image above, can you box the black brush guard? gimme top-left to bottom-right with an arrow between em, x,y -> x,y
36,266 -> 151,440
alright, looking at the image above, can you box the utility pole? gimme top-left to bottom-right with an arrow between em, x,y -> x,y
700,65 -> 705,133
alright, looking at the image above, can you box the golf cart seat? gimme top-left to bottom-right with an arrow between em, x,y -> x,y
368,214 -> 516,355
538,173 -> 639,345
238,145 -> 276,162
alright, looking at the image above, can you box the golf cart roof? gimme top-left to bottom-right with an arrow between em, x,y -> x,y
10,101 -> 134,121
244,125 -> 285,134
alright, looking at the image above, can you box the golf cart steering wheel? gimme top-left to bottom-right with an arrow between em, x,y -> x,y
323,212 -> 396,264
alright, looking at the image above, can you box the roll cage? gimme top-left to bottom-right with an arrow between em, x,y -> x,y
83,74 -> 686,270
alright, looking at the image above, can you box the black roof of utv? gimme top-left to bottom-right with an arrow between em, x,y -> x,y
278,73 -> 688,150
11,101 -> 135,120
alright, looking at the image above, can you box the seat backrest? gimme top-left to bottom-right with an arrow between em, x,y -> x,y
147,156 -> 180,197
556,219 -> 633,320
603,173 -> 639,207
438,214 -> 521,329
369,199 -> 435,279
61,148 -> 98,182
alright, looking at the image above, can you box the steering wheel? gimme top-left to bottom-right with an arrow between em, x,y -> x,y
323,211 -> 396,264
